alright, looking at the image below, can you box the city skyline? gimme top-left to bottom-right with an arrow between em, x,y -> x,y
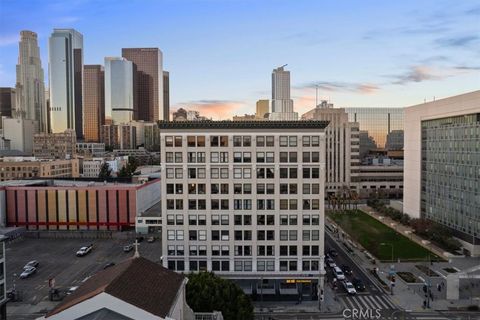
0,0 -> 478,121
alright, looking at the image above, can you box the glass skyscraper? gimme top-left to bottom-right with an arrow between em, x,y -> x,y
49,29 -> 83,137
345,108 -> 404,150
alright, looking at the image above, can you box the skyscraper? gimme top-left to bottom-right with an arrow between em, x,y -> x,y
163,71 -> 170,121
15,30 -> 46,132
83,65 -> 105,142
269,65 -> 298,121
0,88 -> 15,119
122,48 -> 164,121
49,28 -> 84,137
256,99 -> 269,119
344,107 -> 404,150
104,57 -> 135,124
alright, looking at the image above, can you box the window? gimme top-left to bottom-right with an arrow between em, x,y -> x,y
303,152 -> 310,163
220,152 -> 228,163
188,168 -> 197,179
234,168 -> 242,179
257,136 -> 265,147
266,152 -> 274,163
220,136 -> 228,147
244,184 -> 252,194
311,136 -> 319,147
243,136 -> 251,146
220,168 -> 229,179
166,152 -> 174,163
211,152 -> 219,163
280,136 -> 288,147
211,168 -> 219,179
266,136 -> 274,147
257,152 -> 265,163
211,136 -> 219,147
165,136 -> 173,147
289,152 -> 297,162
312,152 -> 319,163
233,136 -> 242,147
187,136 -> 196,147
280,152 -> 288,163
193,135 -> 204,147
289,136 -> 297,147
174,136 -> 182,147
243,152 -> 251,163
175,152 -> 182,163
302,136 -> 310,147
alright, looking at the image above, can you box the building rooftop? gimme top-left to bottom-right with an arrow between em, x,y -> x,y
0,150 -> 30,157
0,178 -> 159,188
157,120 -> 330,130
46,257 -> 185,319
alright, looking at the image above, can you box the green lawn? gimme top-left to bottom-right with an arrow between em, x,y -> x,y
329,210 -> 442,262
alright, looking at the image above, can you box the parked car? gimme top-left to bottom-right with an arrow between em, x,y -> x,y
66,286 -> 79,295
326,257 -> 336,268
333,266 -> 346,280
136,236 -> 144,243
343,281 -> 357,295
20,267 -> 36,279
341,264 -> 353,276
352,278 -> 366,291
76,244 -> 93,257
147,237 -> 155,243
23,260 -> 39,270
103,262 -> 115,269
123,244 -> 133,252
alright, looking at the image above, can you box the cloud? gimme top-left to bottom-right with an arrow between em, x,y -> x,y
388,65 -> 480,85
0,34 -> 18,47
465,6 -> 480,15
435,35 -> 479,48
172,100 -> 247,120
293,81 -> 380,94
389,66 -> 442,85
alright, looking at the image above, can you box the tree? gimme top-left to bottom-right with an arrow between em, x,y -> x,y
186,272 -> 254,320
98,162 -> 112,179
117,157 -> 139,178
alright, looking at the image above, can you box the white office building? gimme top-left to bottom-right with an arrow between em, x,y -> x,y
302,101 -> 360,195
49,29 -> 84,138
404,91 -> 480,256
160,120 -> 327,300
269,66 -> 298,121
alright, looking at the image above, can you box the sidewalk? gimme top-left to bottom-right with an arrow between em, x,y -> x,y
253,285 -> 343,314
359,205 -> 450,259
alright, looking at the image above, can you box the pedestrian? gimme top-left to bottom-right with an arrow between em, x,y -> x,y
423,300 -> 427,309
437,283 -> 441,292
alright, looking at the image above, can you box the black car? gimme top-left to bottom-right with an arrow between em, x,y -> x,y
352,278 -> 366,291
136,236 -> 144,243
341,264 -> 353,276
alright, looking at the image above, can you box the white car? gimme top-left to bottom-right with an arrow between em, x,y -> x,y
20,267 -> 36,279
23,260 -> 39,269
76,245 -> 93,257
333,266 -> 346,280
343,281 -> 357,295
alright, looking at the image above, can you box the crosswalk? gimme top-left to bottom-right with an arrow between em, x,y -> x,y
339,294 -> 397,310
408,312 -> 451,320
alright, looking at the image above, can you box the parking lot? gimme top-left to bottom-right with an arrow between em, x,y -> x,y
6,236 -> 162,317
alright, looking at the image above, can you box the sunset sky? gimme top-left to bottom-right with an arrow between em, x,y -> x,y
0,0 -> 479,119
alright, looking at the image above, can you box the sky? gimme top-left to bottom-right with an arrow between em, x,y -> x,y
0,0 -> 479,119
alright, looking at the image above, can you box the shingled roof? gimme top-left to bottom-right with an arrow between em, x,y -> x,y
46,257 -> 185,318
